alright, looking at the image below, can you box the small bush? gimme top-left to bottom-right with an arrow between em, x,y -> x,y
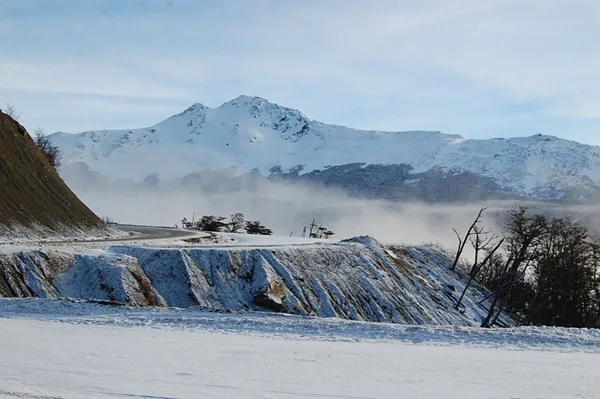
34,128 -> 62,170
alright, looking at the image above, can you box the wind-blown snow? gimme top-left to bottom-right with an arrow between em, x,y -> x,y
50,95 -> 600,198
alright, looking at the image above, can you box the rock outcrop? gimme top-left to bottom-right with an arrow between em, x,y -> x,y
0,239 -> 511,327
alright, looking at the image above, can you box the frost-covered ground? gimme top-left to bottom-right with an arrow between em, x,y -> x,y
2,230 -> 599,397
0,223 -> 126,245
0,299 -> 599,399
0,235 -> 514,326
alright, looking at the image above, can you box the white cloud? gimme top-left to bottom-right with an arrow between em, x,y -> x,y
0,0 -> 599,144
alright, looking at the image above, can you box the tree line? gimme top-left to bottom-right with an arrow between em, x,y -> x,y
181,213 -> 273,235
452,207 -> 600,328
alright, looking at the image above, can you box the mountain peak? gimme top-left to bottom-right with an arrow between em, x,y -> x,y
221,95 -> 269,108
173,102 -> 207,117
49,96 -> 600,202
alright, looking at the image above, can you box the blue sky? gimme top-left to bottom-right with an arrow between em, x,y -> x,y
1,0 -> 599,145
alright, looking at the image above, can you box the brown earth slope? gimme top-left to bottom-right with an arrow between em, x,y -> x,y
0,111 -> 103,237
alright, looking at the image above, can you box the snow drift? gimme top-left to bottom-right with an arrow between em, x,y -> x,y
0,238 -> 509,327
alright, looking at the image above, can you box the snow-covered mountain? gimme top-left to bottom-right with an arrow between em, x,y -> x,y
50,95 -> 600,201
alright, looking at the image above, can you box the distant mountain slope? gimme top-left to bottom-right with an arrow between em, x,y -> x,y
0,112 -> 103,238
50,95 -> 600,201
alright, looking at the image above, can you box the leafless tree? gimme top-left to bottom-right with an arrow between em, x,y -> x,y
181,217 -> 193,229
450,207 -> 487,271
228,213 -> 245,233
455,237 -> 504,309
481,208 -> 548,327
3,103 -> 20,120
469,225 -> 498,277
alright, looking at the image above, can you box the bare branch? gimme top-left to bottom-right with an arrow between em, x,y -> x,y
456,238 -> 504,309
451,207 -> 488,271
3,103 -> 20,120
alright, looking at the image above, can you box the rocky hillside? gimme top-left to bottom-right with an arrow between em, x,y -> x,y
50,95 -> 600,202
0,112 -> 104,239
0,238 -> 511,327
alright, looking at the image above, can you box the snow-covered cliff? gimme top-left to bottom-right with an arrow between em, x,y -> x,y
0,239 -> 508,327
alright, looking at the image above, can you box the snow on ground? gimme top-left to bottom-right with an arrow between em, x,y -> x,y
1,298 -> 598,350
0,238 -> 515,325
219,231 -> 333,246
0,229 -> 329,253
0,223 -> 126,246
2,229 -> 599,397
0,220 -> 130,246
0,299 -> 599,399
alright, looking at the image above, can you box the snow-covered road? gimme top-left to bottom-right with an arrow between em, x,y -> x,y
1,300 -> 599,399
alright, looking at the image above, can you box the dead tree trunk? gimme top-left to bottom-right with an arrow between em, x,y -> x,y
490,265 -> 529,326
455,238 -> 504,309
481,255 -> 513,327
451,207 -> 487,271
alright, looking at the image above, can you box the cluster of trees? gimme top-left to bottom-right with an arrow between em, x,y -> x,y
181,213 -> 273,235
306,219 -> 335,239
452,207 -> 600,328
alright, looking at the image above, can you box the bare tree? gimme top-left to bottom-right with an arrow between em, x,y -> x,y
228,213 -> 245,233
181,217 -> 193,229
523,218 -> 598,327
468,225 -> 498,277
480,255 -> 515,327
451,207 -> 487,271
3,103 -> 20,120
308,219 -> 318,238
480,208 -> 548,327
455,238 -> 504,309
307,220 -> 334,239
489,263 -> 531,326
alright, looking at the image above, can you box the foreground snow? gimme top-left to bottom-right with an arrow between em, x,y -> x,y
0,300 -> 599,399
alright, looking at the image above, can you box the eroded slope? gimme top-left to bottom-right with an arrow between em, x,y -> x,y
0,112 -> 103,238
0,239 -> 509,327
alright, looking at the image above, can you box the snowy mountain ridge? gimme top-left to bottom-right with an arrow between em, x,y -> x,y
50,95 -> 600,200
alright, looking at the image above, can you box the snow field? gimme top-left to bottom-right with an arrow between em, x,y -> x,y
0,316 -> 598,399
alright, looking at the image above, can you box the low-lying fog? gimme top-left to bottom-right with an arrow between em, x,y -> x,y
63,167 -> 600,249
